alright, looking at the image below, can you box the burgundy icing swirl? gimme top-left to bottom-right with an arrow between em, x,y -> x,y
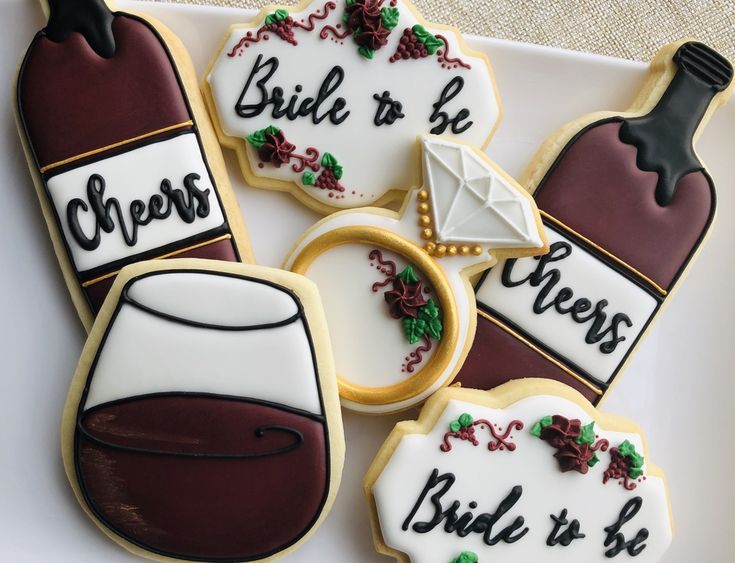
369,249 -> 397,292
290,147 -> 321,172
319,25 -> 352,40
294,1 -> 337,31
405,334 -> 432,373
440,419 -> 524,452
227,27 -> 270,56
436,35 -> 471,69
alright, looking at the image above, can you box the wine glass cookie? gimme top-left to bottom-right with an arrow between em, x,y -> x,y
364,379 -> 673,562
456,40 -> 734,403
204,0 -> 501,214
15,0 -> 252,331
61,259 -> 343,562
284,136 -> 547,414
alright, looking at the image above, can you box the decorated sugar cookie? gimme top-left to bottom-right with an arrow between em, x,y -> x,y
284,136 -> 546,414
456,40 -> 734,403
365,379 -> 673,562
204,0 -> 500,213
15,0 -> 251,331
61,259 -> 343,562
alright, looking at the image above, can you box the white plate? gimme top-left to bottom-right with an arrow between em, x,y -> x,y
1,1 -> 732,561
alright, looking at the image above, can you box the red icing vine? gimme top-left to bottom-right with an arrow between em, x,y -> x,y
436,34 -> 471,69
293,1 -> 337,30
228,28 -> 270,56
440,414 -> 523,452
290,147 -> 321,172
369,249 -> 397,291
227,3 -> 337,56
404,333 -> 431,373
319,24 -> 352,40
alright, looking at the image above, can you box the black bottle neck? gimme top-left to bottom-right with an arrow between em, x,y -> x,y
620,42 -> 732,206
45,0 -> 116,58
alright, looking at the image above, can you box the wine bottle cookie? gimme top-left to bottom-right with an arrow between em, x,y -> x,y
62,259 -> 343,562
284,136 -> 547,414
456,40 -> 734,403
15,0 -> 252,331
364,379 -> 673,562
204,0 -> 500,214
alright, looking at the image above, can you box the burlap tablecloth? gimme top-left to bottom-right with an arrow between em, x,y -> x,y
154,0 -> 735,61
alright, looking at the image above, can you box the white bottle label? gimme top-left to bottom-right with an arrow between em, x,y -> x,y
476,227 -> 660,385
47,133 -> 226,273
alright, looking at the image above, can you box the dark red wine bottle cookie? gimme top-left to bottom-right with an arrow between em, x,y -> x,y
456,41 -> 733,403
15,0 -> 251,330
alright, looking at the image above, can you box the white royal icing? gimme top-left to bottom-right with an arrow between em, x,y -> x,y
284,137 -> 544,413
475,227 -> 659,385
371,395 -> 673,562
422,138 -> 544,248
206,0 -> 499,209
83,270 -> 322,415
46,133 -> 226,273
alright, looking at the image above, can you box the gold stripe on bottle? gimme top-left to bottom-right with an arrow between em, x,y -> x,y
477,309 -> 604,396
541,210 -> 668,297
39,121 -> 194,174
81,234 -> 232,288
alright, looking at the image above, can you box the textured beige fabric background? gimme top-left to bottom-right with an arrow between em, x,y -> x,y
152,0 -> 735,61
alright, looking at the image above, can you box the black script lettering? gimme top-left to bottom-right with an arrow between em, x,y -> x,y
603,497 -> 649,558
67,173 -> 211,251
429,77 -> 473,134
547,508 -> 586,547
501,241 -> 634,355
402,469 -> 528,546
373,91 -> 405,125
235,55 -> 350,125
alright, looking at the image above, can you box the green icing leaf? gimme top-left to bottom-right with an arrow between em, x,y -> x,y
345,0 -> 356,5
618,440 -> 645,473
380,7 -> 400,30
574,422 -> 596,445
302,172 -> 316,186
264,10 -> 288,25
246,126 -> 281,148
426,317 -> 443,340
618,439 -> 636,457
398,265 -> 420,284
423,33 -> 444,55
588,452 -> 600,468
458,413 -> 473,428
412,24 -> 441,53
530,415 -> 553,437
418,299 -> 439,320
245,129 -> 267,148
358,45 -> 376,59
332,164 -> 344,180
403,317 -> 426,344
321,152 -> 339,169
449,420 -> 461,433
451,551 -> 478,563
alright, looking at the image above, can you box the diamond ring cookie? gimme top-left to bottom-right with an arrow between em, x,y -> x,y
61,259 -> 343,562
15,0 -> 252,330
364,379 -> 673,562
455,40 -> 734,403
204,0 -> 501,213
284,136 -> 547,414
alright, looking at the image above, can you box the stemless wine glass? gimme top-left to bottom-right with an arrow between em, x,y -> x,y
72,268 -> 331,561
